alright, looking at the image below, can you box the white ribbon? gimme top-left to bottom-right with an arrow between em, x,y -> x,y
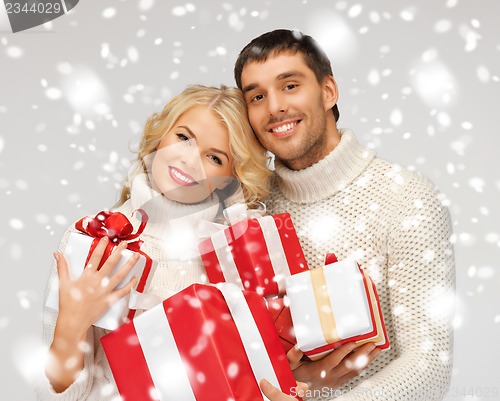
196,202 -> 266,240
218,283 -> 279,401
128,288 -> 164,311
133,303 -> 197,401
257,216 -> 292,294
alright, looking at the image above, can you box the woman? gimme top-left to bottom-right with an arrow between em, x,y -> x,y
35,85 -> 280,400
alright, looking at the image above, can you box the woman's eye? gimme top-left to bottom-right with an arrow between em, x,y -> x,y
176,133 -> 191,143
208,155 -> 223,165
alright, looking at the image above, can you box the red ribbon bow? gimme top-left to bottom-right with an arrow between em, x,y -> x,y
75,209 -> 149,252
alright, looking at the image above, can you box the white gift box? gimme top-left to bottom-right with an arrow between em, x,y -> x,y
46,232 -> 156,331
285,258 -> 380,359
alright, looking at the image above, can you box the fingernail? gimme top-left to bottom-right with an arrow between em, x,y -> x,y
53,252 -> 60,261
102,236 -> 109,243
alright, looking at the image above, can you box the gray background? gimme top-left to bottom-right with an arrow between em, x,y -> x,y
1,1 -> 499,400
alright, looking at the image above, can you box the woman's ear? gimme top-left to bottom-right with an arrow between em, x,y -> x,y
322,75 -> 339,111
215,176 -> 232,190
209,176 -> 233,191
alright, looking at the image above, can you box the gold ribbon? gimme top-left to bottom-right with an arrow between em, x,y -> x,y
310,268 -> 340,344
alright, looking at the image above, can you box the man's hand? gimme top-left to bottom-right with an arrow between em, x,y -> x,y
287,342 -> 381,392
260,379 -> 307,400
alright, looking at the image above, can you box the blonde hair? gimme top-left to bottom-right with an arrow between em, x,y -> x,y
116,84 -> 271,207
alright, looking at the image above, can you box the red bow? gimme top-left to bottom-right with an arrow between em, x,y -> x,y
75,209 -> 148,252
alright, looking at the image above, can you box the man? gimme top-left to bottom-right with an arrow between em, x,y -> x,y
235,29 -> 455,400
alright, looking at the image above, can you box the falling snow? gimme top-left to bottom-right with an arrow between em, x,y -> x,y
6,46 -> 23,58
1,3 -> 499,400
102,8 -> 117,19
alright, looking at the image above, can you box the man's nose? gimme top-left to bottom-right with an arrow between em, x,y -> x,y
267,91 -> 286,115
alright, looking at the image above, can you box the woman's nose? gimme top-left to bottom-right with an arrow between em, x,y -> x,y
180,144 -> 202,169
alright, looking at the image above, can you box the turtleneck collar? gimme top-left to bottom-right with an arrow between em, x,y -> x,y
115,172 -> 221,242
273,129 -> 376,203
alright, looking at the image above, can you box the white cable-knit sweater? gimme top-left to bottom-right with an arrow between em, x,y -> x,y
267,129 -> 455,401
34,173 -> 221,401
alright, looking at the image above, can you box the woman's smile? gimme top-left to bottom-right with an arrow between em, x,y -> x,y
168,166 -> 199,186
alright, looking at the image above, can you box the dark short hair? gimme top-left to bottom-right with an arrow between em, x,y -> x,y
234,29 -> 339,122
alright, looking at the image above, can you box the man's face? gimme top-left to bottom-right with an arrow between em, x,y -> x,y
240,52 -> 338,170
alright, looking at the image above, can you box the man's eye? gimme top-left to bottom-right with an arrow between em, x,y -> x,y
284,84 -> 296,91
251,94 -> 264,102
208,155 -> 223,165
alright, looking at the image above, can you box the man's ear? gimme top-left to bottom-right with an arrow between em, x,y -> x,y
322,75 -> 339,111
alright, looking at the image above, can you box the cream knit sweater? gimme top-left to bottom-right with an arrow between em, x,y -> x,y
34,173 -> 221,401
267,129 -> 455,401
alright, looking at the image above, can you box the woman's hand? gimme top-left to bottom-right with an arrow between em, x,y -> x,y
46,237 -> 139,392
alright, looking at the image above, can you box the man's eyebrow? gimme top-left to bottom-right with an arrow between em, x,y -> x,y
276,71 -> 305,81
242,83 -> 257,94
178,125 -> 229,162
242,70 -> 306,94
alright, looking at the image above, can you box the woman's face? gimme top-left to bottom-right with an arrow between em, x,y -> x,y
151,106 -> 234,204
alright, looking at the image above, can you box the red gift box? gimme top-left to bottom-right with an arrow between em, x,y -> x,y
267,297 -> 296,355
101,283 -> 300,401
45,209 -> 156,330
198,213 -> 309,297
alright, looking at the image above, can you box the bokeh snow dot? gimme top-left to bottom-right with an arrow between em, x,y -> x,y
139,0 -> 155,11
10,219 -> 24,230
6,46 -> 23,58
102,8 -> 117,19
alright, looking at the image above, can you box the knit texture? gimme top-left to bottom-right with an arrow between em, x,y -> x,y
34,173 -> 220,401
267,129 -> 455,401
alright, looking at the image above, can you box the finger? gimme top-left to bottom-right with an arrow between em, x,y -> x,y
318,342 -> 357,370
334,343 -> 377,377
295,381 -> 308,398
86,236 -> 109,270
108,253 -> 140,290
260,379 -> 292,401
98,240 -> 128,277
111,276 -> 139,302
286,345 -> 304,370
335,348 -> 381,385
53,252 -> 69,282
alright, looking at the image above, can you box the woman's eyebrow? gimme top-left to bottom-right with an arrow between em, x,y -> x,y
178,125 -> 196,138
209,147 -> 229,161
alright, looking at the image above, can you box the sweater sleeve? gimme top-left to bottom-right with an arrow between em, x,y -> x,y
336,176 -> 456,401
33,228 -> 119,401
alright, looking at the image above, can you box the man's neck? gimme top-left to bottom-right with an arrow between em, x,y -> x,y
282,121 -> 341,171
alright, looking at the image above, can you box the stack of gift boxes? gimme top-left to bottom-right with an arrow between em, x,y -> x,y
198,212 -> 390,361
46,209 -> 389,401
